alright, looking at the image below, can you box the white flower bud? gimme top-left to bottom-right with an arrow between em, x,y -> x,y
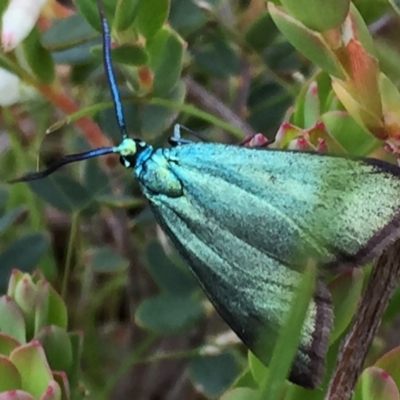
2,0 -> 47,52
0,67 -> 34,105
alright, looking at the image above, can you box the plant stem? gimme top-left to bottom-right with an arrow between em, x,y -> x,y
62,211 -> 79,299
183,76 -> 257,137
325,239 -> 400,400
3,108 -> 41,228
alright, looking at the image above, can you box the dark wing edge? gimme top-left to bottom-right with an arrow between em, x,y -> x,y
290,279 -> 333,388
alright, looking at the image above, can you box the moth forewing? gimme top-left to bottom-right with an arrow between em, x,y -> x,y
136,144 -> 400,388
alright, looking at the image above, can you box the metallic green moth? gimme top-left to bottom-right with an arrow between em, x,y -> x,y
128,140 -> 400,388
13,137 -> 400,388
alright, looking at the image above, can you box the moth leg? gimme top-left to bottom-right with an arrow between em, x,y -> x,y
168,124 -> 193,146
168,124 -> 208,146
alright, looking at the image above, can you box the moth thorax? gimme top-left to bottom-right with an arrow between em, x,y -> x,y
139,154 -> 183,197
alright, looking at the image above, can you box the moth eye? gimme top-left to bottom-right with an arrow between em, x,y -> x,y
119,156 -> 130,168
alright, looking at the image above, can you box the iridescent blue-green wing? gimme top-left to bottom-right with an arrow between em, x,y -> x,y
137,143 -> 400,388
149,199 -> 333,388
163,143 -> 400,272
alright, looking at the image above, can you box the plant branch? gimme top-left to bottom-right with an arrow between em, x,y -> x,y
0,53 -> 110,149
184,76 -> 257,137
325,239 -> 400,400
37,83 -> 111,148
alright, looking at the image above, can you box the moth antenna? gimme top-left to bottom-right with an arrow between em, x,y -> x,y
10,1 -> 131,184
9,147 -> 116,183
96,0 -> 128,140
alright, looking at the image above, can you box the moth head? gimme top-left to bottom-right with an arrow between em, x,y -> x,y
118,138 -> 147,168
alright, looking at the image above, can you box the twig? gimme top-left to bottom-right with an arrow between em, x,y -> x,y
325,239 -> 400,400
232,56 -> 252,116
184,76 -> 257,137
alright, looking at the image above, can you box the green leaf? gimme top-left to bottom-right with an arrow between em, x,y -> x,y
147,27 -> 184,95
72,0 -> 102,31
220,388 -> 259,400
384,285 -> 400,324
0,297 -> 26,344
0,390 -> 36,399
21,27 -> 55,84
348,3 -> 376,57
316,72 -> 337,113
136,0 -> 170,39
0,1 -> 7,15
40,380 -> 62,400
46,286 -> 68,330
141,80 -> 186,138
0,233 -> 50,290
322,111 -> 380,156
0,185 -> 9,212
280,0 -> 350,31
91,43 -> 148,66
52,39 -> 98,65
114,0 -> 140,31
355,0 -> 388,23
66,331 -> 83,387
376,39 -> 400,84
192,35 -> 239,79
0,206 -> 24,235
97,101 -> 138,142
41,14 -> 97,51
248,352 -> 267,386
353,366 -> 400,400
135,294 -> 203,334
303,82 -> 321,128
145,242 -> 198,295
82,158 -> 111,196
28,173 -> 95,213
0,54 -> 21,78
33,280 -> 50,337
13,275 -> 37,341
257,264 -> 317,399
169,0 -> 214,36
244,11 -> 279,52
0,333 -> 21,356
375,346 -> 400,392
10,342 -> 53,399
70,61 -> 98,84
6,270 -> 25,299
232,368 -> 258,390
188,352 -> 241,398
268,3 -> 346,79
36,326 -> 73,372
53,371 -> 71,400
380,73 -> 400,129
86,247 -> 129,273
111,44 -> 149,66
0,355 -> 21,392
